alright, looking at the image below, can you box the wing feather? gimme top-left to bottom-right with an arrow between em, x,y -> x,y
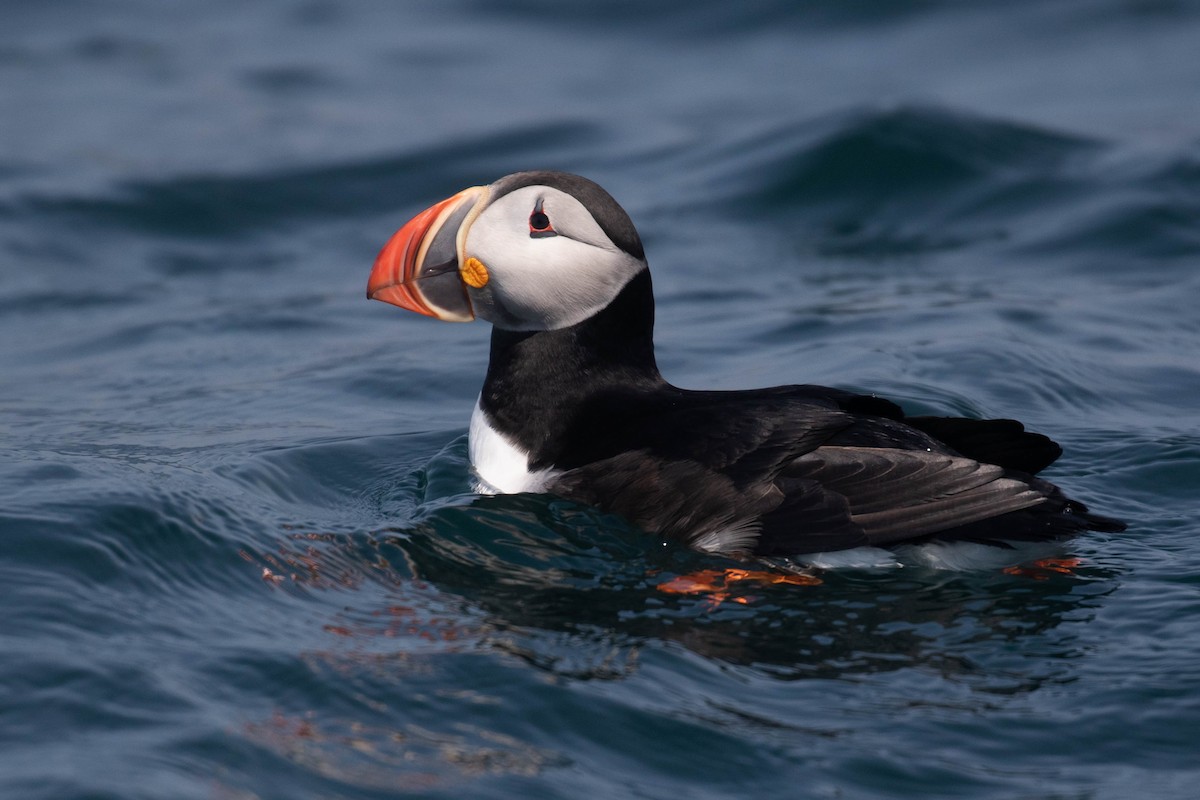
543,388 -> 1106,556
790,446 -> 1048,544
549,450 -> 868,556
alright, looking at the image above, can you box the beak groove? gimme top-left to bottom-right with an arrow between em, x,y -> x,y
367,186 -> 488,322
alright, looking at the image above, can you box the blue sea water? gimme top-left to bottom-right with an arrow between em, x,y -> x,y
2,1 -> 1199,797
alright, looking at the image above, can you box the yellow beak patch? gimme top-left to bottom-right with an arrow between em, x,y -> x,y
461,257 -> 489,289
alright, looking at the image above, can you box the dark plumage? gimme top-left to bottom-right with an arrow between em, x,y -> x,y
370,170 -> 1125,558
480,269 -> 1123,555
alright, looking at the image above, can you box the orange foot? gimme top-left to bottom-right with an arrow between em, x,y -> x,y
1002,557 -> 1082,580
657,567 -> 821,608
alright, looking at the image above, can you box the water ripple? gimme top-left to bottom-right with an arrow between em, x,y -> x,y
13,121 -> 601,236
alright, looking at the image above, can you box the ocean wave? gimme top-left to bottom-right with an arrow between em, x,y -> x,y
632,104 -> 1200,268
663,107 -> 1092,259
687,106 -> 1090,204
463,0 -> 1011,37
1021,146 -> 1200,261
12,120 -> 600,237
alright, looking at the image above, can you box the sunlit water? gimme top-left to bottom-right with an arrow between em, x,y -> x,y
3,2 -> 1199,798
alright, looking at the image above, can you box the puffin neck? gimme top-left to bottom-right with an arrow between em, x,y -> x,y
479,270 -> 664,457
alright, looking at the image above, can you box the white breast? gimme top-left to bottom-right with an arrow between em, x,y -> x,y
468,398 -> 559,495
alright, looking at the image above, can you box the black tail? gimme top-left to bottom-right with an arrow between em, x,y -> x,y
907,416 -> 1063,475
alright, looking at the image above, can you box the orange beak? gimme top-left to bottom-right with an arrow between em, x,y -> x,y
367,185 -> 488,322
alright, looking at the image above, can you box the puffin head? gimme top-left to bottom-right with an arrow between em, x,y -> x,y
368,171 -> 647,331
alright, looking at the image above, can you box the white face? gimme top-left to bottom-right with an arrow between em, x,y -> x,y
462,185 -> 647,331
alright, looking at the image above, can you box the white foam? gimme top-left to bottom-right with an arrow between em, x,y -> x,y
799,540 -> 1066,571
800,547 -> 904,570
892,539 -> 1063,571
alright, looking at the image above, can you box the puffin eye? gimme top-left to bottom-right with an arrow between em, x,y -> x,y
529,198 -> 557,239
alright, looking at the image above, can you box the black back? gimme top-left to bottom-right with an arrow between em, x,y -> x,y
473,174 -> 1124,555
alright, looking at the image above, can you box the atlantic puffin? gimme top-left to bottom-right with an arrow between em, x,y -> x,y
368,171 -> 1123,559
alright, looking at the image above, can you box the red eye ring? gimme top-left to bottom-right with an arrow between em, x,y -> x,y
529,198 -> 557,238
